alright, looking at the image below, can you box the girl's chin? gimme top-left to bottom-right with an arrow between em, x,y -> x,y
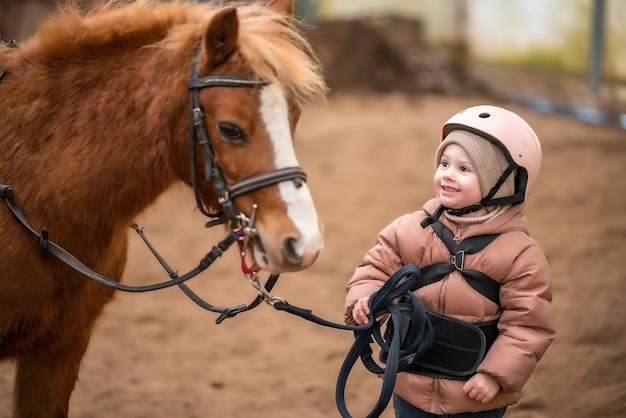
439,196 -> 461,208
441,200 -> 475,211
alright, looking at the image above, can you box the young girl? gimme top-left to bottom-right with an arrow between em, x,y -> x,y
345,105 -> 555,417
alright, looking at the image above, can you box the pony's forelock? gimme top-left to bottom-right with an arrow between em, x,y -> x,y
236,5 -> 327,103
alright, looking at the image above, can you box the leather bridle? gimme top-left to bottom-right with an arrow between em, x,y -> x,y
187,45 -> 308,224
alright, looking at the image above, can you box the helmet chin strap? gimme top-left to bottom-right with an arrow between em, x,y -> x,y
445,163 -> 521,217
445,203 -> 484,216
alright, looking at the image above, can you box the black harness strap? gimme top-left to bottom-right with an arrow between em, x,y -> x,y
385,212 -> 503,380
421,221 -> 501,305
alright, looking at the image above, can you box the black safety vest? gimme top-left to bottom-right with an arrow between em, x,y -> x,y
386,212 -> 503,380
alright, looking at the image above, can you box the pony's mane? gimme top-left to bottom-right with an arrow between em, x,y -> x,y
16,0 -> 327,103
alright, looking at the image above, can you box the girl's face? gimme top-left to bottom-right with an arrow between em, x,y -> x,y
434,144 -> 483,211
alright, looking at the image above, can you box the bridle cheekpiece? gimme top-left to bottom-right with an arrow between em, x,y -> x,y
186,45 -> 307,225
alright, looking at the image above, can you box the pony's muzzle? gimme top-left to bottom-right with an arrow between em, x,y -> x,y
252,232 -> 322,273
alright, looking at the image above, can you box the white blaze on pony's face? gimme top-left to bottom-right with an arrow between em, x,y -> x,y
190,0 -> 327,273
251,84 -> 323,272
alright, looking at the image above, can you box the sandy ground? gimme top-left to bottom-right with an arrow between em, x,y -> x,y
1,90 -> 624,417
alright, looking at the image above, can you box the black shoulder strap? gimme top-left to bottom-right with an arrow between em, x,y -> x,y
431,221 -> 456,253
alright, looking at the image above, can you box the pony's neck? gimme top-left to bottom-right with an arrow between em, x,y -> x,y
8,39 -> 194,243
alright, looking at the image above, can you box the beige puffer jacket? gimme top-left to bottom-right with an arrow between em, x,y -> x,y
344,197 -> 555,414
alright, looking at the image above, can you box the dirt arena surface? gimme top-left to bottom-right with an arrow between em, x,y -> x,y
1,9 -> 625,417
1,90 -> 624,417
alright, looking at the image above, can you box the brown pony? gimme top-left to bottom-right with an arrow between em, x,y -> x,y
0,0 -> 326,416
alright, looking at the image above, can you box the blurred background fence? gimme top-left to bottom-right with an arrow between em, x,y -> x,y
1,0 -> 625,127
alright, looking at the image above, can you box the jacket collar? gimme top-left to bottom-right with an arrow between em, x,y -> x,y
422,197 -> 529,237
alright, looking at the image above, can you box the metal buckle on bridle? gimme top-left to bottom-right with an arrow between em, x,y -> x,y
232,204 -> 260,275
232,204 -> 286,306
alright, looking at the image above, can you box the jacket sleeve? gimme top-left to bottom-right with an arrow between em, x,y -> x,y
477,240 -> 555,392
344,216 -> 406,325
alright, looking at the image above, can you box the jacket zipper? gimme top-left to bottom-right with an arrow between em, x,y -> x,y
438,226 -> 464,309
453,225 -> 465,242
430,378 -> 440,413
432,224 -> 465,413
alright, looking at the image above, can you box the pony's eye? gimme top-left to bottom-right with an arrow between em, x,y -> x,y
218,121 -> 246,144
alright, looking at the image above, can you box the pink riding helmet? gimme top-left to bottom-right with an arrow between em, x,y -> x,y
441,105 -> 542,200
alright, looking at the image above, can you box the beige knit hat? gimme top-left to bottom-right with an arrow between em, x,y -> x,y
435,130 -> 515,200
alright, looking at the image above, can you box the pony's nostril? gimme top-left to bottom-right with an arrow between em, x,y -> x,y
283,237 -> 302,265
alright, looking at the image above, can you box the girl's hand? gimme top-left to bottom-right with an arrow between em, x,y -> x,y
351,296 -> 371,325
463,372 -> 500,403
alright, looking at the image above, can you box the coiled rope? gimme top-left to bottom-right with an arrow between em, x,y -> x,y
273,264 -> 433,418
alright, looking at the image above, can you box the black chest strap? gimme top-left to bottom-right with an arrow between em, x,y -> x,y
417,219 -> 501,306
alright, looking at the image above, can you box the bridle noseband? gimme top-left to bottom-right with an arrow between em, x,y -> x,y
187,46 -> 307,224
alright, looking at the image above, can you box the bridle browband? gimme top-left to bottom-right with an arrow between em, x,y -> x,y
187,44 -> 307,223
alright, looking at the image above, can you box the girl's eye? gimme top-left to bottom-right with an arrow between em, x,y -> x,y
218,121 -> 247,144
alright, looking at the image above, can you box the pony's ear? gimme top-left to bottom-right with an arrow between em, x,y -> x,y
201,7 -> 239,71
267,0 -> 294,18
